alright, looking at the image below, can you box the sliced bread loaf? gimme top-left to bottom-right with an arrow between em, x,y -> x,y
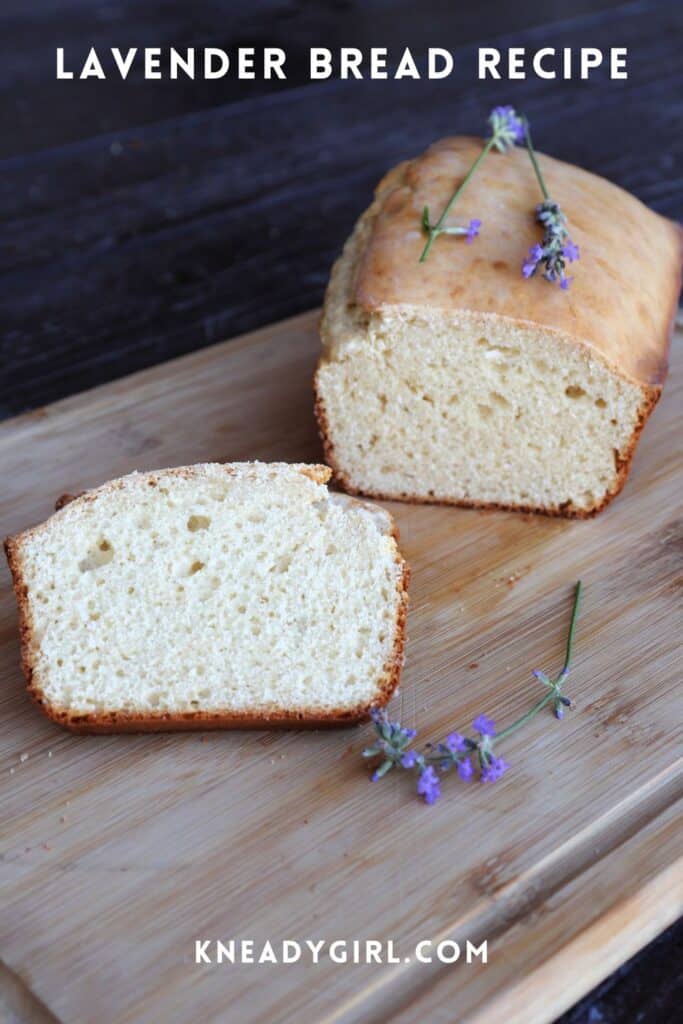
4,463 -> 409,732
315,137 -> 682,517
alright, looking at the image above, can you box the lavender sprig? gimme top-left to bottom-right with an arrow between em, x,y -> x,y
419,106 -> 525,263
520,116 -> 580,289
364,581 -> 582,804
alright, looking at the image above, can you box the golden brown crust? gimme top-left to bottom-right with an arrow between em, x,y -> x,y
4,463 -> 409,733
313,372 -> 660,519
352,136 -> 682,390
315,138 -> 680,518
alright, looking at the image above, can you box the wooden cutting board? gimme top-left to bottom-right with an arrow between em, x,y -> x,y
1,311 -> 681,1024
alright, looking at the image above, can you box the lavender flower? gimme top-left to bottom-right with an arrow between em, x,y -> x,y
555,695 -> 572,720
488,106 -> 526,151
563,240 -> 580,262
419,105 -> 524,262
521,201 -> 579,289
445,732 -> 468,752
363,582 -> 582,804
523,243 -> 545,279
417,765 -> 442,805
472,714 -> 497,737
466,218 -> 482,244
520,119 -> 580,290
480,756 -> 510,783
364,707 -> 419,777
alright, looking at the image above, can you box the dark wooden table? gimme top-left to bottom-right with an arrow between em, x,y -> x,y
1,1 -> 681,1020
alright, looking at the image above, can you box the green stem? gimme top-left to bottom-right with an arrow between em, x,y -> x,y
522,116 -> 549,200
560,580 -> 582,676
395,580 -> 583,771
419,136 -> 496,263
490,580 -> 582,744
494,691 -> 555,742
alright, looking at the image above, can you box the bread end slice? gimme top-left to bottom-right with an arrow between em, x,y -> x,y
5,462 -> 409,732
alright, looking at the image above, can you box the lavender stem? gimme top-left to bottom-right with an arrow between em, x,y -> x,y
419,137 -> 495,263
522,116 -> 549,200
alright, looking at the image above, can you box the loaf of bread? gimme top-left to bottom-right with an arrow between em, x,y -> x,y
4,463 -> 409,732
315,137 -> 681,516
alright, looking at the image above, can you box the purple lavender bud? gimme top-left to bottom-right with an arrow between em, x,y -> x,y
560,695 -> 572,707
401,750 -> 419,768
370,707 -> 386,726
466,218 -> 482,244
560,276 -> 572,291
472,714 -> 497,737
404,728 -> 417,740
563,240 -> 580,262
416,765 -> 442,805
480,756 -> 510,783
445,732 -> 468,753
489,106 -> 526,150
532,669 -> 550,685
554,704 -> 564,720
371,758 -> 394,781
457,757 -> 474,781
522,244 -> 544,279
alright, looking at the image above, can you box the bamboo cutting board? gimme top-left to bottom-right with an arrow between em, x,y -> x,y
1,311 -> 681,1024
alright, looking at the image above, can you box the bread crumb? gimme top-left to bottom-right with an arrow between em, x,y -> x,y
19,753 -> 29,763
10,462 -> 407,726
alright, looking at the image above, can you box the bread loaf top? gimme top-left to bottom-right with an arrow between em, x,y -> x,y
351,137 -> 681,390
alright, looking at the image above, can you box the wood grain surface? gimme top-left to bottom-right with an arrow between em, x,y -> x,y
1,311 -> 681,1024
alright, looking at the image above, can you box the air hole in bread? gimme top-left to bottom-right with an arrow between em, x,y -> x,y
187,514 -> 211,532
78,538 -> 114,572
271,555 -> 292,574
565,385 -> 587,399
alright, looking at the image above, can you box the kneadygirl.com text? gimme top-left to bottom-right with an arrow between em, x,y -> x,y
194,938 -> 487,966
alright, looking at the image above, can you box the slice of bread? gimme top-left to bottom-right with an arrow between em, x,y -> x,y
315,137 -> 682,517
4,463 -> 409,732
